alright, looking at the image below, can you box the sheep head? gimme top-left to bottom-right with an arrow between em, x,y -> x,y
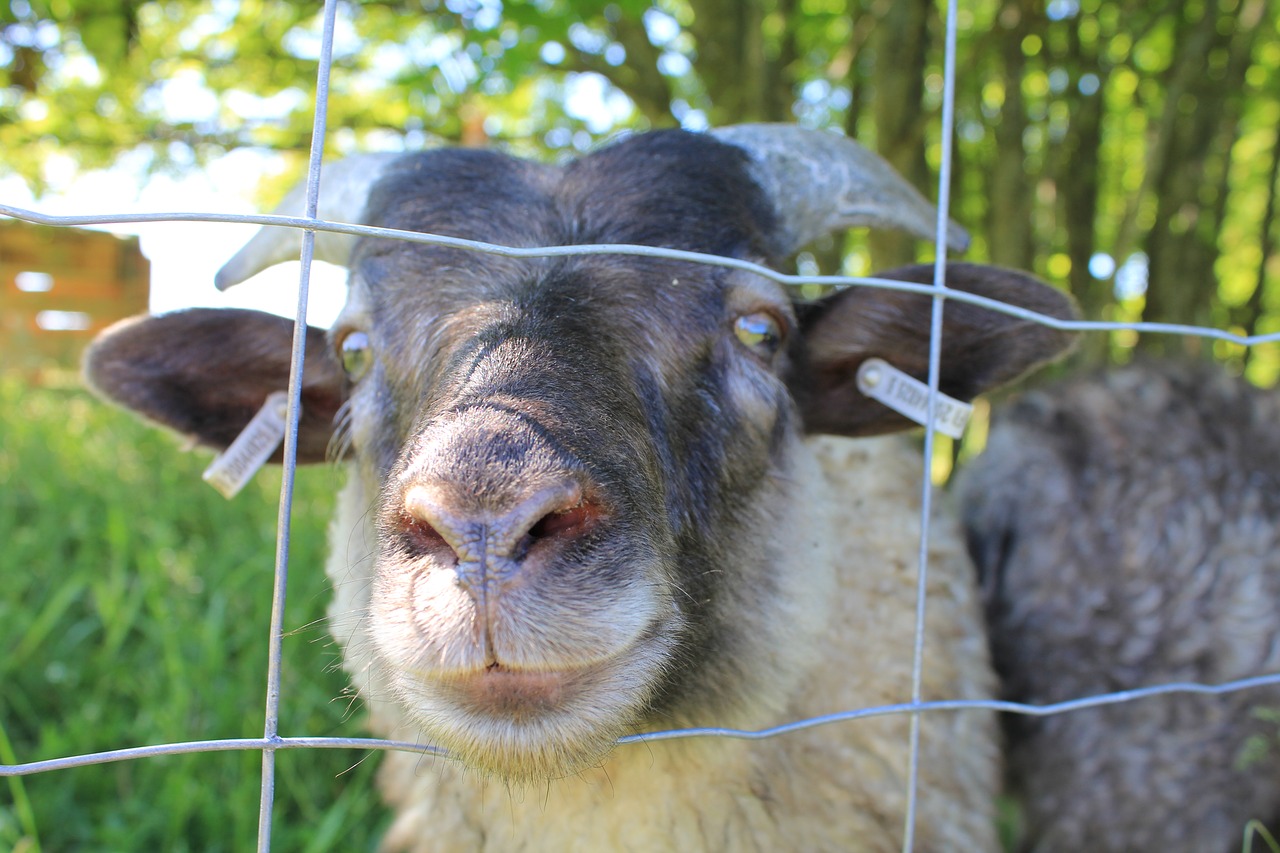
85,127 -> 1076,782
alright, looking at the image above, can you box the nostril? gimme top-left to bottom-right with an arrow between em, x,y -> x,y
401,480 -> 604,566
399,486 -> 465,561
528,502 -> 600,541
399,510 -> 453,558
515,499 -> 604,563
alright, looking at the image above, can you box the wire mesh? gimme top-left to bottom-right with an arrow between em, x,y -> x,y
4,0 -> 1280,851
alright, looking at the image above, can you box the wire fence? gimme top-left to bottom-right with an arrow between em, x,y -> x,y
4,0 -> 1280,851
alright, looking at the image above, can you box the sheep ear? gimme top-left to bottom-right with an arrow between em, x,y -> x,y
84,308 -> 347,464
793,263 -> 1078,437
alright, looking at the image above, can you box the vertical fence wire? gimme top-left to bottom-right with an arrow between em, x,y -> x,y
254,1 -> 341,848
901,2 -> 962,849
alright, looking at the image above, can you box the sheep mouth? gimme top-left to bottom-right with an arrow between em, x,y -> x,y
436,616 -> 672,719
386,616 -> 678,776
444,663 -> 586,717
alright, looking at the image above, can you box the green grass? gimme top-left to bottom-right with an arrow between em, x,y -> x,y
1245,820 -> 1280,853
0,376 -> 389,852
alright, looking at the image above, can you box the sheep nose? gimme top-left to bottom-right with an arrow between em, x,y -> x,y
399,478 -> 599,577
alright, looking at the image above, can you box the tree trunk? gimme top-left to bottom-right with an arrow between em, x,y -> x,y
1055,16 -> 1108,363
1243,128 -> 1280,356
985,0 -> 1038,275
867,0 -> 932,270
689,0 -> 791,125
1140,0 -> 1259,355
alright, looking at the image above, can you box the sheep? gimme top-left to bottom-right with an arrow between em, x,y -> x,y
956,359 -> 1280,853
84,125 -> 1077,852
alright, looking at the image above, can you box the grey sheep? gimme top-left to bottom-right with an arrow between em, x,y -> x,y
958,359 -> 1280,852
85,126 -> 1076,851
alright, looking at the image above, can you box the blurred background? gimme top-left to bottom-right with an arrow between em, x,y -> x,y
3,0 -> 1279,850
4,0 -> 1280,377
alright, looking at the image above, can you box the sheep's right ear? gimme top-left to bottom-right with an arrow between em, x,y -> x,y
84,308 -> 347,464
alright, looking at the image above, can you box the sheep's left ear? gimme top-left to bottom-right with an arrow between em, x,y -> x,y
793,263 -> 1078,437
84,308 -> 348,464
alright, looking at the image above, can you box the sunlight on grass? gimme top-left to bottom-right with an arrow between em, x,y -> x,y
0,376 -> 388,851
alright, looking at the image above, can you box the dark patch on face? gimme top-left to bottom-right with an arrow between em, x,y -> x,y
557,131 -> 780,258
358,131 -> 780,263
621,343 -> 795,719
632,361 -> 687,538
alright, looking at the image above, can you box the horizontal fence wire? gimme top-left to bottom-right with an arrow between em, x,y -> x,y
8,675 -> 1280,777
3,202 -> 1280,348
4,0 -> 1280,850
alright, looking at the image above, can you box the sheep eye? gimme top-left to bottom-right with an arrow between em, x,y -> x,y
337,330 -> 373,380
733,312 -> 784,359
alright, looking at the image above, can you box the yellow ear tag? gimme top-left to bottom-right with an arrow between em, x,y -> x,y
201,391 -> 290,499
855,358 -> 972,439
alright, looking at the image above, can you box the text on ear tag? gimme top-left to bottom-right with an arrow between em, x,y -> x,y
201,391 -> 290,499
856,358 -> 972,439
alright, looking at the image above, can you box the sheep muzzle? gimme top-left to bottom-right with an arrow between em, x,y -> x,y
362,384 -> 681,778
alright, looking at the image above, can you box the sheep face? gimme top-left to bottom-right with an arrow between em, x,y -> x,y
350,265 -> 797,779
85,128 -> 1076,783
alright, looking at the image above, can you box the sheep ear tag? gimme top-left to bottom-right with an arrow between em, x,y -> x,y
856,358 -> 972,439
202,391 -> 290,498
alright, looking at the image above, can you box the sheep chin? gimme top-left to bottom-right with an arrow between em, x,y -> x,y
381,627 -> 676,783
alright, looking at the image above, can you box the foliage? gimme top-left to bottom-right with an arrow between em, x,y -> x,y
1238,706 -> 1280,771
0,377 -> 387,852
3,0 -> 1280,371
